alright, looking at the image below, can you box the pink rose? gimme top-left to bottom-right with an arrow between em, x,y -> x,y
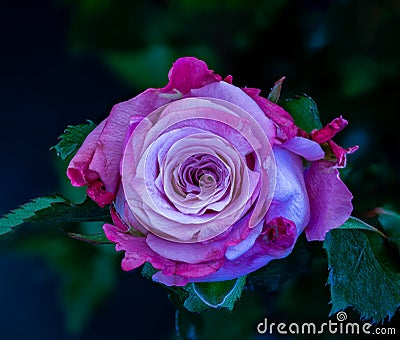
67,57 -> 356,286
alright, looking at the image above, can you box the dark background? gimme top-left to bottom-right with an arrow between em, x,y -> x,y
1,0 -> 399,339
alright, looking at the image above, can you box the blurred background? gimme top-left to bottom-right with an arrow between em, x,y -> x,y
1,0 -> 399,339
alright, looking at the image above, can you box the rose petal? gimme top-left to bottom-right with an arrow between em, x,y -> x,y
67,119 -> 106,186
163,259 -> 225,278
249,94 -> 299,143
163,57 -> 222,94
304,160 -> 353,240
281,136 -> 324,161
110,206 -> 130,232
104,223 -> 225,286
144,211 -> 254,265
152,272 -> 188,286
68,57 -> 221,194
225,221 -> 263,260
189,149 -> 310,282
189,81 -> 276,142
87,180 -> 115,208
146,233 -> 227,264
88,95 -> 165,193
103,223 -> 173,271
311,116 -> 348,144
265,148 -> 310,232
261,216 -> 297,254
191,217 -> 297,282
328,139 -> 359,168
122,97 -> 276,243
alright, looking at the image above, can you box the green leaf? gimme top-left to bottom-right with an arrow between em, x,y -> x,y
66,231 -> 111,244
141,263 -> 245,313
141,262 -> 159,280
0,195 -> 111,238
247,234 -> 310,291
338,216 -> 388,239
323,228 -> 400,322
267,76 -> 285,103
279,95 -> 323,133
181,285 -> 210,313
52,120 -> 96,160
0,195 -> 65,236
192,276 -> 246,311
374,207 -> 400,244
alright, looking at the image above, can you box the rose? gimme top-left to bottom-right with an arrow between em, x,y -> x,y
67,57 -> 357,286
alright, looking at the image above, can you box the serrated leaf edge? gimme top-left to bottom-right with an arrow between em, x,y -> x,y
192,277 -> 246,309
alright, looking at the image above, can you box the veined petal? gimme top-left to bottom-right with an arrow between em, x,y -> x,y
304,160 -> 353,240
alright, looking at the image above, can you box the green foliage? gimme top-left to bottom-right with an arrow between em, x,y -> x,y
172,278 -> 247,314
181,284 -> 210,313
52,120 -> 96,160
66,231 -> 112,244
0,195 -> 65,237
192,277 -> 246,311
142,263 -> 246,314
324,219 -> 400,322
141,262 -> 159,280
0,195 -> 111,238
376,207 -> 400,244
338,216 -> 388,239
279,95 -> 323,133
267,76 -> 285,104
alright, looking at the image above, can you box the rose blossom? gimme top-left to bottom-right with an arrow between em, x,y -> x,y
67,57 -> 357,286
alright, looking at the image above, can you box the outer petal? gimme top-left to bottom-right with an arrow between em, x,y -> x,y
281,137 -> 324,161
67,57 -> 222,196
152,272 -> 189,286
304,160 -> 353,240
83,91 -> 173,194
328,140 -> 359,168
311,116 -> 348,144
264,148 -> 310,232
87,181 -> 115,208
224,222 -> 263,260
145,233 -> 227,264
163,57 -> 222,94
67,119 -> 106,186
152,256 -> 225,286
103,224 -> 171,271
104,222 -> 226,286
142,208 -> 263,267
246,93 -> 299,143
191,217 -> 297,282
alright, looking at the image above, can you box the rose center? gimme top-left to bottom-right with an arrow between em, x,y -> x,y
178,153 -> 228,197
